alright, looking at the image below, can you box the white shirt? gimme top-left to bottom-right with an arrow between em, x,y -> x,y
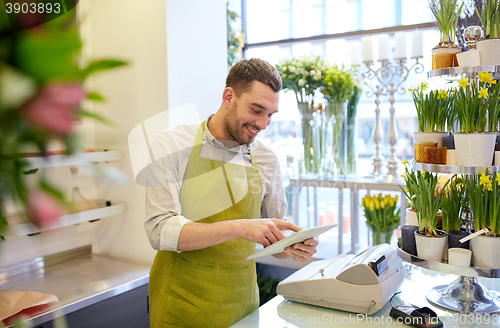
144,117 -> 287,251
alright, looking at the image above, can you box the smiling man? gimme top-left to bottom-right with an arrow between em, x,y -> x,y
145,58 -> 318,328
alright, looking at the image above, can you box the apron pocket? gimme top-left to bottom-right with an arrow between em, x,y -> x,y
164,258 -> 257,328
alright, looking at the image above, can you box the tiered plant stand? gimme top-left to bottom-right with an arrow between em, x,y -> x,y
397,161 -> 500,314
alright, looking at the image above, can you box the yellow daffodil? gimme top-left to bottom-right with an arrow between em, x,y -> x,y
402,158 -> 409,165
479,173 -> 491,186
477,71 -> 491,83
408,88 -> 414,92
496,174 -> 500,186
484,181 -> 493,192
438,89 -> 448,99
490,79 -> 497,85
458,76 -> 470,88
479,87 -> 488,99
419,81 -> 429,91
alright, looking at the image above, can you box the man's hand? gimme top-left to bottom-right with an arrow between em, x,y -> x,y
236,218 -> 301,247
283,238 -> 318,263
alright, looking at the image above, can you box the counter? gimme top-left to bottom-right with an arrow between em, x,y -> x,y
232,265 -> 500,327
0,246 -> 150,326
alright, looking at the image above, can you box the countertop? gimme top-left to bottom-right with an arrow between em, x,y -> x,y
0,247 -> 150,326
232,266 -> 500,328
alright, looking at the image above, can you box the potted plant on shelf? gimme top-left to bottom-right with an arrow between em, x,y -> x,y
409,169 -> 451,262
453,73 -> 500,166
440,175 -> 468,260
429,0 -> 464,69
276,55 -> 328,176
320,64 -> 356,177
476,0 -> 500,65
400,159 -> 419,226
361,193 -> 400,246
409,82 -> 454,162
467,172 -> 500,268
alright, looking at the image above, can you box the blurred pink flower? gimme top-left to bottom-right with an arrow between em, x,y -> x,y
20,83 -> 84,136
28,191 -> 65,228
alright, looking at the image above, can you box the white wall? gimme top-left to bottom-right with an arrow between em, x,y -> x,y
166,0 -> 227,122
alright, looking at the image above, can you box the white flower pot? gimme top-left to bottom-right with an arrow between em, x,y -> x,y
405,208 -> 418,226
454,133 -> 496,166
477,38 -> 500,66
456,50 -> 481,67
471,235 -> 500,268
413,132 -> 447,147
415,230 -> 447,262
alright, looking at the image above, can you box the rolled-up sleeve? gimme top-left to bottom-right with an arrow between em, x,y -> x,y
144,131 -> 192,252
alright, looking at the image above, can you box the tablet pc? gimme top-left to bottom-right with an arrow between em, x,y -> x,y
246,223 -> 338,260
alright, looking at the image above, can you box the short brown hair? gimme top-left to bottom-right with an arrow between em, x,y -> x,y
226,58 -> 282,95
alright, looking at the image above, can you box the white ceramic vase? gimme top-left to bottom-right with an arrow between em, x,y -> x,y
415,231 -> 447,262
405,208 -> 418,226
456,50 -> 481,67
477,38 -> 500,66
471,235 -> 500,268
413,132 -> 448,147
454,133 -> 496,166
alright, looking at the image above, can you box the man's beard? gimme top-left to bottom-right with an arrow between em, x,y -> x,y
223,102 -> 255,146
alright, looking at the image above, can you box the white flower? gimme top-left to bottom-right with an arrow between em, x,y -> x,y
289,66 -> 296,73
313,73 -> 321,81
298,79 -> 306,87
310,70 -> 316,76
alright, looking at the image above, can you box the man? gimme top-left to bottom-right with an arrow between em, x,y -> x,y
145,58 -> 318,328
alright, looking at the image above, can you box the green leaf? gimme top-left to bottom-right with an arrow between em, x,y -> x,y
80,60 -> 128,80
78,110 -> 115,126
86,92 -> 106,102
39,179 -> 66,203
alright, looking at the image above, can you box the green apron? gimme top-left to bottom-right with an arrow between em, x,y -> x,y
149,122 -> 261,328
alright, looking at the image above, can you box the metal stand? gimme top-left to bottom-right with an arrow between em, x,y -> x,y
357,57 -> 424,181
427,276 -> 500,314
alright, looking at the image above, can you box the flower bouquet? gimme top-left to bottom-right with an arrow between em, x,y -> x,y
361,193 -> 400,245
276,55 -> 328,175
320,65 -> 356,176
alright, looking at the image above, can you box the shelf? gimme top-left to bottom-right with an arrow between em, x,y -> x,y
22,150 -> 122,170
413,161 -> 500,175
427,65 -> 500,80
3,202 -> 124,237
396,246 -> 500,278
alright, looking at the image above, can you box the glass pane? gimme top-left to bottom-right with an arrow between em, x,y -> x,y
246,0 -> 434,44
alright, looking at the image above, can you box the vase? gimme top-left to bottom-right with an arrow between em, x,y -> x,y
372,229 -> 393,246
339,116 -> 357,176
431,44 -> 461,70
454,132 -> 496,166
298,102 -> 321,176
471,235 -> 500,268
476,38 -> 500,66
326,102 -> 347,177
414,230 -> 447,262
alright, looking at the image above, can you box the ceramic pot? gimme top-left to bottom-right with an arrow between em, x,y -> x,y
401,225 -> 418,256
477,38 -> 500,65
456,49 -> 481,67
432,45 -> 461,69
413,131 -> 447,147
471,235 -> 500,268
415,230 -> 447,262
454,133 -> 496,166
405,208 -> 418,226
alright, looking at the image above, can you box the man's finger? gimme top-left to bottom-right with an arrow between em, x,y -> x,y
274,220 -> 301,232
